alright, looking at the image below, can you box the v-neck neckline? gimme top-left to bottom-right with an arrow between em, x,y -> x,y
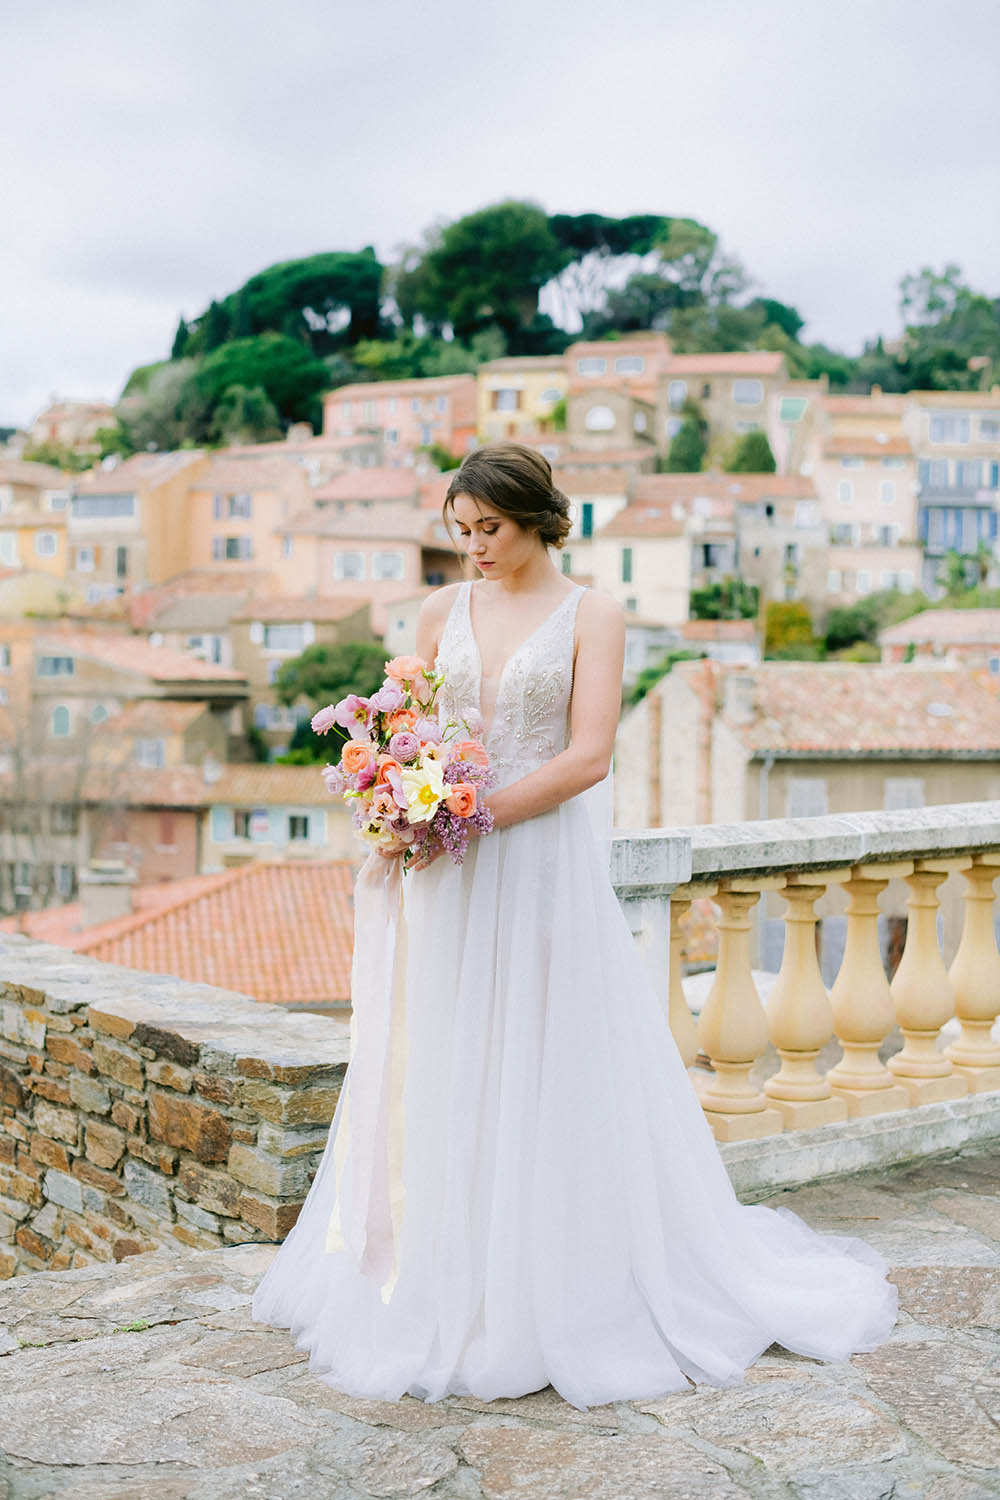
464,581 -> 582,740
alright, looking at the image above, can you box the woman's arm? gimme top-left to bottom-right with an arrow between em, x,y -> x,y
414,583 -> 461,668
485,589 -> 625,832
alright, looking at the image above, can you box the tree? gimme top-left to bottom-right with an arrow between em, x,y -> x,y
942,549 -> 973,597
664,418 -> 706,472
231,288 -> 254,340
764,601 -> 816,655
272,642 -> 389,762
195,333 -> 330,429
543,212 -> 671,329
210,385 -> 283,445
690,578 -> 759,620
231,249 -> 384,353
398,200 -> 570,347
725,430 -> 776,473
749,298 -> 804,342
200,300 -> 231,353
115,358 -> 213,452
170,317 -> 190,360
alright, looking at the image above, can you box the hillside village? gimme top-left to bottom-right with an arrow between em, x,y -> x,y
4,332 -> 1000,1002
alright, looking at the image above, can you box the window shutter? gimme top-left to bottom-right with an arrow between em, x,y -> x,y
309,810 -> 327,845
213,494 -> 223,520
210,806 -> 232,841
302,621 -> 315,644
211,537 -> 223,561
269,809 -> 286,844
249,621 -> 264,644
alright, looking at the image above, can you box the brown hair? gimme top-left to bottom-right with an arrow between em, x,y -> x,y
443,442 -> 572,549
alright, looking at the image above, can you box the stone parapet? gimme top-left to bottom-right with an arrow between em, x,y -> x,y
0,936 -> 348,1278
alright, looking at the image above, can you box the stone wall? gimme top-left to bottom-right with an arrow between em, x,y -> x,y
0,935 -> 349,1278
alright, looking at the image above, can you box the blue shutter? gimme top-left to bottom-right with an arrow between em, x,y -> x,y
210,806 -> 232,842
269,809 -> 286,844
309,810 -> 327,846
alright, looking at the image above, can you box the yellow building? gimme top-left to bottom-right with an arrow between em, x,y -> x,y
476,356 -> 568,442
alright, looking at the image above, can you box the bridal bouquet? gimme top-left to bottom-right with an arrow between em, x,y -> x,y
311,654 -> 495,866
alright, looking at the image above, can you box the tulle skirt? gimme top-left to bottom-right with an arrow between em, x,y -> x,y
252,791 -> 897,1410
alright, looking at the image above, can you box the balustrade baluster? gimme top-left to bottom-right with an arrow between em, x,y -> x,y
947,853 -> 1000,1092
697,879 -> 783,1141
828,863 -> 911,1116
888,859 -> 969,1104
666,885 -> 705,1069
763,872 -> 850,1128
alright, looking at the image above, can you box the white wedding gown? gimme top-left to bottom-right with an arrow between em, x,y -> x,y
252,581 -> 897,1410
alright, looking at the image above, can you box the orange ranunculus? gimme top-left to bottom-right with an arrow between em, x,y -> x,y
385,654 -> 427,683
386,708 -> 418,733
342,741 -> 374,774
445,782 -> 477,818
453,739 -> 489,768
376,756 -> 403,785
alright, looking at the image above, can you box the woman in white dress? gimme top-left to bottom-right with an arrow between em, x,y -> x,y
252,442 -> 897,1410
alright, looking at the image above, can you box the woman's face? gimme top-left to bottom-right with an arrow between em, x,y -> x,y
449,492 -> 544,579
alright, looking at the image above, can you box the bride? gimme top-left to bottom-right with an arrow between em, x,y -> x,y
252,441 -> 897,1410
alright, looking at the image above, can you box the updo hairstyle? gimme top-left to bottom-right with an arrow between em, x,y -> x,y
443,442 -> 572,549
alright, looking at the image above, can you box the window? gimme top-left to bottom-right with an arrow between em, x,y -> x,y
385,428 -> 399,444
614,355 -> 645,375
410,398 -> 420,412
72,494 -> 136,519
288,814 -> 310,841
667,380 -> 687,411
666,417 -> 683,438
372,550 -> 405,581
856,569 -> 872,594
621,546 -> 633,584
89,703 -> 109,725
884,778 -> 925,811
539,387 -> 562,404
0,534 -> 16,565
878,524 -> 899,546
584,405 -> 615,432
633,410 -> 648,433
75,545 -> 95,571
0,645 -> 10,671
732,379 -> 763,405
786,778 -> 828,818
267,660 -> 281,685
263,623 -> 305,652
991,657 -> 1000,675
135,737 -> 165,768
701,383 -> 712,399
837,480 -> 853,505
840,456 -> 864,469
827,569 -> 842,592
580,502 -> 593,538
212,494 -> 223,520
387,398 -> 397,415
334,550 -> 365,581
831,523 -> 855,544
45,491 -> 69,511
880,481 -> 896,504
882,456 -> 906,469
213,536 -> 253,560
362,402 -> 376,423
898,570 -> 915,593
38,655 -> 74,677
957,461 -> 982,488
228,492 -> 253,518
929,414 -> 969,444
54,864 -> 75,900
35,532 -> 57,557
281,535 -> 292,558
576,357 -> 607,376
625,597 -> 638,612
50,705 -> 71,737
491,389 -> 521,412
561,551 -> 573,575
51,804 -> 78,834
436,395 -> 447,412
233,809 -> 252,838
794,500 -> 817,529
980,418 -> 1000,442
779,396 -> 807,422
115,544 -> 128,579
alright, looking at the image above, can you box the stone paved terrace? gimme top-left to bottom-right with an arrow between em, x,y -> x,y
1,1145 -> 998,1500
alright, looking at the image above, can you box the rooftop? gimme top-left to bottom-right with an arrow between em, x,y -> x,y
128,570 -> 276,630
0,458 -> 69,487
822,436 -> 913,458
326,374 -> 475,400
34,627 -> 245,684
598,503 -> 686,539
231,594 -> 369,623
311,468 -> 419,504
880,608 -> 1000,647
74,452 -> 206,495
665,351 -> 786,377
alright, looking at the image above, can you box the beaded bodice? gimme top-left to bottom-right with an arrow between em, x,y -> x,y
435,581 -> 585,787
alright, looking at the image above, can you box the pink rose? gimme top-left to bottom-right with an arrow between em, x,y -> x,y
453,739 -> 489,768
342,741 -> 374,776
384,654 -> 428,683
311,704 -> 338,735
388,730 -> 420,763
370,680 -> 405,713
445,782 -> 477,818
321,763 -> 345,795
413,716 -> 442,744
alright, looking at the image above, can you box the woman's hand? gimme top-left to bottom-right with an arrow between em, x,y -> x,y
406,837 -> 446,874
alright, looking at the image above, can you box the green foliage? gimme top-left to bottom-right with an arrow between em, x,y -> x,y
245,724 -> 270,762
121,360 -> 170,397
725,429 -> 776,473
547,397 -> 567,432
117,359 -> 213,451
21,441 -> 94,473
273,640 -> 387,716
419,441 -> 462,472
626,650 -> 704,708
219,250 -> 384,356
833,641 -> 881,662
195,334 -> 330,428
200,299 -> 231,353
663,417 -> 705,471
170,317 -> 190,360
765,600 -> 816,655
690,577 -> 759,620
941,548 -> 973,597
210,384 -> 283,445
765,642 -> 825,661
750,298 -> 804,341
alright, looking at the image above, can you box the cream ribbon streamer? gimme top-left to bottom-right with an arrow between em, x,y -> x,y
325,851 -> 409,1303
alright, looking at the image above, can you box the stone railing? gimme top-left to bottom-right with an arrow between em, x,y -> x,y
3,801 -> 1000,1278
0,944 -> 348,1277
620,803 -> 1000,1150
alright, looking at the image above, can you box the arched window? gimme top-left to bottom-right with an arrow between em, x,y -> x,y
89,703 -> 109,725
51,705 -> 70,738
584,405 -> 615,432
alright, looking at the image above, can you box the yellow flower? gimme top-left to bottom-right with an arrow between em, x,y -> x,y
399,760 -> 445,824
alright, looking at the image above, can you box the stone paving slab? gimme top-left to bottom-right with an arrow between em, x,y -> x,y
1,1144 -> 999,1499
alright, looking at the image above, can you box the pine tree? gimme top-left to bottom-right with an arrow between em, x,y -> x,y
232,289 -> 254,340
725,429 -> 776,473
664,418 -> 706,472
170,317 -> 190,360
201,299 -> 231,352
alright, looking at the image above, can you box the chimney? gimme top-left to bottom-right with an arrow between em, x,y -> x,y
723,671 -> 756,723
78,860 -> 136,929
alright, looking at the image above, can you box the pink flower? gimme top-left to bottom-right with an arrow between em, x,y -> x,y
342,741 -> 375,776
333,693 -> 373,741
388,730 -> 420,763
445,782 -> 477,817
370,680 -> 405,713
411,671 -> 435,707
385,654 -> 427,683
383,763 -> 409,810
413,716 -> 442,744
311,704 -> 338,735
321,763 -> 345,794
371,788 -> 397,821
453,739 -> 489,768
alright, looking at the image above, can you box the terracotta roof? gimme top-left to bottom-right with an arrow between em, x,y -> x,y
907,390 -> 1000,409
821,395 -> 906,416
327,375 -> 475,400
0,459 -> 69,487
879,609 -> 1000,647
191,455 -> 310,490
478,356 -> 567,371
822,436 -> 913,458
231,595 -> 368,623
98,700 -> 210,736
74,452 -> 205,494
0,508 -> 66,529
0,870 -> 236,946
34,627 -> 245,684
207,763 -> 337,807
6,863 -> 355,1008
282,504 -> 451,547
311,468 -> 419,503
552,469 -> 629,496
150,594 -> 247,631
633,472 -> 816,506
597,503 -> 686,539
665,351 -> 785,377
128,570 -> 276,629
679,619 -> 757,642
689,661 -> 1000,755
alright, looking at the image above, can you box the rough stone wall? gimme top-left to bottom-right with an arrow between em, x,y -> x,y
0,935 -> 349,1278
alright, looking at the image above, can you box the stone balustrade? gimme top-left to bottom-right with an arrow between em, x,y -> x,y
2,801 -> 1000,1279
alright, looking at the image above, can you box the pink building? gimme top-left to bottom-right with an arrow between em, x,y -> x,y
322,376 -> 477,465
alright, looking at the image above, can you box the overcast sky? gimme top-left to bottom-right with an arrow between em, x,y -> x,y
4,0 -> 999,428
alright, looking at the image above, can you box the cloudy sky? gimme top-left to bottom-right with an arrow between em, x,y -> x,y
4,0 -> 998,428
